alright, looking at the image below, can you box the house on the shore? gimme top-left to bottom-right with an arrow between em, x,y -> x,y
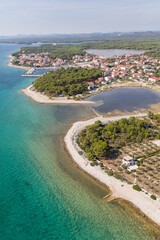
104,76 -> 113,82
87,82 -> 94,90
94,80 -> 101,85
101,81 -> 107,85
122,155 -> 137,168
149,77 -> 160,83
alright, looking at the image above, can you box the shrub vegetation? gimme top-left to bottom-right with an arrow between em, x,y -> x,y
150,194 -> 157,200
133,185 -> 142,191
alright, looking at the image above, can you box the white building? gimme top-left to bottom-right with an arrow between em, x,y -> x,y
104,76 -> 112,81
149,77 -> 160,83
87,82 -> 94,90
122,156 -> 137,167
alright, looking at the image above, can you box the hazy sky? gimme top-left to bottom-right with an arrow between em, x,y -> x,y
0,0 -> 160,35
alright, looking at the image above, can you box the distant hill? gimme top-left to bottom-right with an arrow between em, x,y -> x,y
1,31 -> 160,44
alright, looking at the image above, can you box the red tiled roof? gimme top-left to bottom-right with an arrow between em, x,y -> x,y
87,82 -> 94,84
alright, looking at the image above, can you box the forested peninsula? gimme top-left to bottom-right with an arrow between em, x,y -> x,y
33,67 -> 102,97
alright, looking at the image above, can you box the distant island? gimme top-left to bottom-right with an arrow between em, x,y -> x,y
1,31 -> 160,44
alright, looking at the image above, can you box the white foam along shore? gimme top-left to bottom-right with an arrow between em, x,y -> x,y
21,85 -> 96,104
64,113 -> 160,226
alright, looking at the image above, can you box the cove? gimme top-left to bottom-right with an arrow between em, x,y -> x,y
87,87 -> 160,114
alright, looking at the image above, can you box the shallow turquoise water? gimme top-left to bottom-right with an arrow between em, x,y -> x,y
0,44 -> 160,240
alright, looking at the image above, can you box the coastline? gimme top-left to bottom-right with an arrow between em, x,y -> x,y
21,78 -> 160,107
64,113 -> 160,226
21,85 -> 96,104
8,55 -> 30,70
21,81 -> 160,115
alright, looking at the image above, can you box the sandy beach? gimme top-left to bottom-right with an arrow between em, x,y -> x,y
21,85 -> 96,104
64,113 -> 160,226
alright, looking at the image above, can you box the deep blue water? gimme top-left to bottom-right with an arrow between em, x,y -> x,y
0,44 -> 160,240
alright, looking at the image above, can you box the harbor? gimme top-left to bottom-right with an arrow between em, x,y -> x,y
21,67 -> 59,77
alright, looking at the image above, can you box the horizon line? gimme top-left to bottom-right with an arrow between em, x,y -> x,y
1,30 -> 160,38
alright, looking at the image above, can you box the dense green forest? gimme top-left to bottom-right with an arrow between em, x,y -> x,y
144,49 -> 160,58
12,44 -> 85,60
12,40 -> 160,60
78,117 -> 158,161
33,67 -> 102,96
81,40 -> 160,51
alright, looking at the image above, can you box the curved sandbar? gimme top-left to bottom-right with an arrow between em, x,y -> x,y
21,85 -> 96,104
64,113 -> 160,225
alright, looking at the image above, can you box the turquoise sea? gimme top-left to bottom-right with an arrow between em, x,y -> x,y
0,44 -> 160,240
